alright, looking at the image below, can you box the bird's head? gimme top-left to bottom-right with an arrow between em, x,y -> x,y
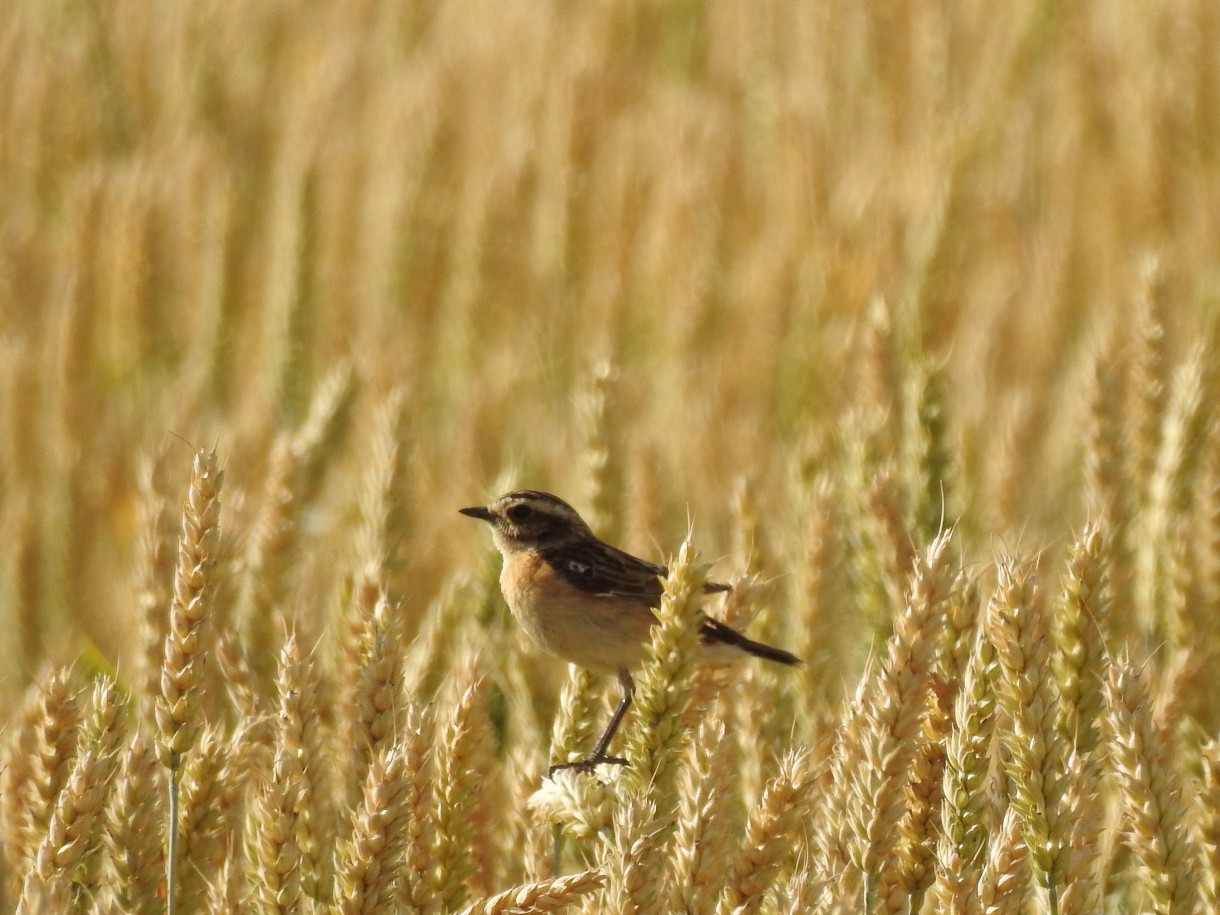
460,489 -> 592,552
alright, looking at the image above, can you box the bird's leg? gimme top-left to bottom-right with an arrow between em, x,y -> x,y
586,673 -> 633,764
548,672 -> 634,776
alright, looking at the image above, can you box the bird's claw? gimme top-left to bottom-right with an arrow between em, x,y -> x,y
547,754 -> 629,777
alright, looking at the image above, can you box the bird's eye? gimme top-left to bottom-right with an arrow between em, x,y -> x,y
507,504 -> 533,523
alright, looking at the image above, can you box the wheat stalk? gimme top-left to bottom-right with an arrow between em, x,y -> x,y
620,537 -> 706,797
987,556 -> 1074,908
157,447 -> 223,915
928,627 -> 1000,913
2,669 -> 82,894
97,732 -> 162,915
24,679 -> 125,906
669,718 -> 742,915
1104,652 -> 1203,914
432,658 -> 494,913
716,747 -> 815,915
458,869 -> 604,915
842,530 -> 952,910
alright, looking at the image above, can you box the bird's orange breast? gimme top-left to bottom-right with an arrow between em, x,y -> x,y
499,550 -> 654,675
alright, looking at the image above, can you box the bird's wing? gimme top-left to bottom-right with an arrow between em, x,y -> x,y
540,541 -> 666,604
540,541 -> 728,606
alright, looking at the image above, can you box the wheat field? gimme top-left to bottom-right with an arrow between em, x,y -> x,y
1,0 -> 1219,912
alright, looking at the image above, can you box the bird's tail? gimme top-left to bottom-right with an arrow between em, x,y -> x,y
700,618 -> 801,666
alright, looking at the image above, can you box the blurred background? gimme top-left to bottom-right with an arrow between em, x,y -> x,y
1,0 -> 1218,710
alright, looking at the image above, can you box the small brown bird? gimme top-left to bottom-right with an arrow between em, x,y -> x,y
460,489 -> 799,773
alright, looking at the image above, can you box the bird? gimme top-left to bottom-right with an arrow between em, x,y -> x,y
459,489 -> 800,774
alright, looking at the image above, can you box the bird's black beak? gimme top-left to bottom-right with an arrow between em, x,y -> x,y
459,505 -> 495,522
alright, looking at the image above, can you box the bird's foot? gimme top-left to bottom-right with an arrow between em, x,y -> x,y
547,754 -> 628,777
